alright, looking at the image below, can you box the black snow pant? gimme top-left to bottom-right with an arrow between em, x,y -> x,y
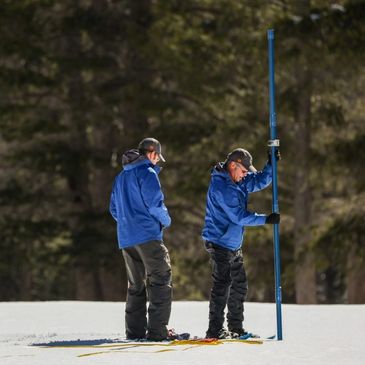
122,240 -> 172,340
205,241 -> 248,337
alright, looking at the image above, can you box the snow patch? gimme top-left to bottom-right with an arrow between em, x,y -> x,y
0,301 -> 364,365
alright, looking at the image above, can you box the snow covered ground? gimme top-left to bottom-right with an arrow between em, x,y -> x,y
0,301 -> 364,365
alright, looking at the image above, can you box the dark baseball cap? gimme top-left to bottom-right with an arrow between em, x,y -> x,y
225,148 -> 257,172
138,137 -> 166,162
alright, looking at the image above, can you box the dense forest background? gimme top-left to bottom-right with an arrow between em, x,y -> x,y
1,0 -> 364,304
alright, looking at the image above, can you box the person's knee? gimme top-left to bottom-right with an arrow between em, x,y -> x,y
234,281 -> 248,295
213,272 -> 232,287
148,269 -> 172,286
211,279 -> 231,296
127,282 -> 146,295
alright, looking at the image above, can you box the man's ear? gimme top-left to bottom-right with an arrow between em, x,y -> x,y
227,161 -> 235,171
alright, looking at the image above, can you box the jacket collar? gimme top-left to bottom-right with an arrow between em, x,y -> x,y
123,158 -> 161,173
212,162 -> 250,188
212,163 -> 234,184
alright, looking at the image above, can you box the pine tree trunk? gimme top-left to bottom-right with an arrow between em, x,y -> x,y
87,0 -> 152,300
89,122 -> 123,301
347,245 -> 365,303
293,0 -> 317,304
60,14 -> 98,300
99,264 -> 125,301
74,267 -> 100,300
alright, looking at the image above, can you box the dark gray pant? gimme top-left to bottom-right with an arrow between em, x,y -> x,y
122,240 -> 172,340
205,242 -> 248,336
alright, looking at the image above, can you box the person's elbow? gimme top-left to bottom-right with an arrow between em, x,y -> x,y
110,209 -> 118,221
265,175 -> 273,188
161,215 -> 171,228
109,204 -> 118,221
255,175 -> 272,191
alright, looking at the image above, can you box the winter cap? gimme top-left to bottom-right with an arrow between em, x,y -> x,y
225,148 -> 257,172
138,137 -> 165,162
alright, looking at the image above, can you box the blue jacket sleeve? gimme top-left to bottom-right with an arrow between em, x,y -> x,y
109,180 -> 118,221
241,163 -> 273,193
215,188 -> 267,226
140,168 -> 171,228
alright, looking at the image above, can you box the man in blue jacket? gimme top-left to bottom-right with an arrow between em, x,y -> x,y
202,148 -> 280,339
110,138 -> 173,341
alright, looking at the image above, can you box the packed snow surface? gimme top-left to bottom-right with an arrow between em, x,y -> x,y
1,301 -> 364,364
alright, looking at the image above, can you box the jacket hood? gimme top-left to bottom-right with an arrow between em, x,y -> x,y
211,162 -> 230,179
122,149 -> 146,167
212,162 -> 226,173
122,149 -> 161,173
211,162 -> 239,185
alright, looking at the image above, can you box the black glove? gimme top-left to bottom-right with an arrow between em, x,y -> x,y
267,149 -> 281,165
265,213 -> 280,224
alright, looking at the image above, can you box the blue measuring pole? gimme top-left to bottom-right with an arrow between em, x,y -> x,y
267,29 -> 283,341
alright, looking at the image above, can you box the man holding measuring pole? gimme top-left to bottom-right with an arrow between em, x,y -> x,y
202,148 -> 280,339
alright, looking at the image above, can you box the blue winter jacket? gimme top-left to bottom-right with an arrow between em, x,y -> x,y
109,151 -> 171,248
202,162 -> 272,251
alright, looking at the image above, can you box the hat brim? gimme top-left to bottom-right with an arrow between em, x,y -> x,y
159,153 -> 166,162
247,165 -> 257,172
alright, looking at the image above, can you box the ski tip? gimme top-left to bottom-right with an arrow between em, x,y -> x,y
239,333 -> 260,340
267,335 -> 276,340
